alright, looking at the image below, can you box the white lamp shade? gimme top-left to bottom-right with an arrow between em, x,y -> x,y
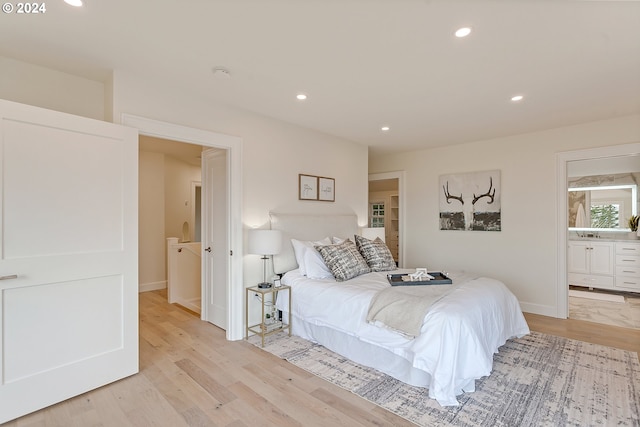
248,229 -> 282,255
361,227 -> 385,242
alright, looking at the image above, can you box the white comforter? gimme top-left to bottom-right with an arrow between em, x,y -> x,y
276,269 -> 530,406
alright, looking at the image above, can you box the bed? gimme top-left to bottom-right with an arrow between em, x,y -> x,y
270,213 -> 530,406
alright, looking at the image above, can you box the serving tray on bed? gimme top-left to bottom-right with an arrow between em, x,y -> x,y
387,272 -> 452,286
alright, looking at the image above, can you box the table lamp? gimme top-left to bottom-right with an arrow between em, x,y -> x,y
248,229 -> 282,288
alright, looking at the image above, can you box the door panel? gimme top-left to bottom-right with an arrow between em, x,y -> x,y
0,100 -> 138,423
3,120 -> 124,258
567,242 -> 589,274
4,277 -> 123,383
202,148 -> 227,329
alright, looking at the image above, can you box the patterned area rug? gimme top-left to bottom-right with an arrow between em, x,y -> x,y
249,331 -> 640,426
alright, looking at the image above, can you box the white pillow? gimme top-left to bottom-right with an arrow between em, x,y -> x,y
331,236 -> 349,244
291,237 -> 331,275
304,247 -> 334,279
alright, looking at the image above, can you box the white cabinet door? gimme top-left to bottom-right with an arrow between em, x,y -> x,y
568,241 -> 590,274
589,242 -> 614,276
0,100 -> 138,423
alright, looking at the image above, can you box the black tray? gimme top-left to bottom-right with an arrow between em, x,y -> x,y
387,272 -> 452,286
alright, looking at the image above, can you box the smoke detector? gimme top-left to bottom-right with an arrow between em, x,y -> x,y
212,67 -> 232,79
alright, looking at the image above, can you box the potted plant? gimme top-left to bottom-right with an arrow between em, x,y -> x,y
628,215 -> 639,233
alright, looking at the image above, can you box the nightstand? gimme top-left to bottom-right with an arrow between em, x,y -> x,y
245,285 -> 291,347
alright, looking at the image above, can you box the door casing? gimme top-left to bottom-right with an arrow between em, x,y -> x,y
121,114 -> 244,340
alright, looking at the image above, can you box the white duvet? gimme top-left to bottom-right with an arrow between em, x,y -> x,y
275,269 -> 530,406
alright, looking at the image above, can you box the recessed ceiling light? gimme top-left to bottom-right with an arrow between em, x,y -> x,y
454,27 -> 472,38
381,126 -> 390,132
296,94 -> 307,100
511,95 -> 524,102
64,0 -> 83,6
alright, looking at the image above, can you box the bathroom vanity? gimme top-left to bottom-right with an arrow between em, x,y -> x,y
568,239 -> 640,292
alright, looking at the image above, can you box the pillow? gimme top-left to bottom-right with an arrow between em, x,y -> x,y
315,239 -> 370,281
303,248 -> 334,279
354,234 -> 397,272
291,237 -> 331,275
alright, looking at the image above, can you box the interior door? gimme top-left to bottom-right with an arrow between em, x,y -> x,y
0,100 -> 138,423
201,148 -> 228,329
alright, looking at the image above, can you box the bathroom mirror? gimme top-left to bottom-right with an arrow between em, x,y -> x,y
568,184 -> 637,230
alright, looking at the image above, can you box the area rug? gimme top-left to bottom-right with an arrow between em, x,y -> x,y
249,331 -> 640,426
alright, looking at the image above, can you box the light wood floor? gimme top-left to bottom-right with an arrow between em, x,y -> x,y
5,290 -> 640,427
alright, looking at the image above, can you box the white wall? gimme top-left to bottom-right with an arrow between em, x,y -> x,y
2,61 -> 369,296
163,156 -> 201,243
138,151 -> 166,291
369,115 -> 640,316
0,57 -> 105,120
110,70 -> 369,288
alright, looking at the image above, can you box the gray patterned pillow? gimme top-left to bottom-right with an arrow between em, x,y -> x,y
315,239 -> 370,281
354,234 -> 397,272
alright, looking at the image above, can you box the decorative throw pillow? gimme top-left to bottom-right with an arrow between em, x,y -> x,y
315,239 -> 370,281
291,237 -> 332,275
354,234 -> 397,272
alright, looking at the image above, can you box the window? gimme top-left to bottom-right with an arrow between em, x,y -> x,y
590,203 -> 620,228
370,202 -> 385,228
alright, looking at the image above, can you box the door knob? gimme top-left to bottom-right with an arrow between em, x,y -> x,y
204,247 -> 212,252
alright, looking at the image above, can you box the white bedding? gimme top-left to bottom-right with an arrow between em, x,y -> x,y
275,269 -> 530,406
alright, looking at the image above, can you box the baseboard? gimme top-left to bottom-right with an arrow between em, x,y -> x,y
139,281 -> 167,293
519,301 -> 559,318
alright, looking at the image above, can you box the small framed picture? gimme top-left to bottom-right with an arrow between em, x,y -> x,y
318,177 -> 335,202
273,278 -> 281,288
299,174 -> 318,200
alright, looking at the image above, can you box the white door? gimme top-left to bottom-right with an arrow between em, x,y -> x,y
201,148 -> 228,329
0,100 -> 138,423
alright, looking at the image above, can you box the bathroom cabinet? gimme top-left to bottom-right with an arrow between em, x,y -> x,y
569,240 -> 640,292
615,242 -> 640,292
568,241 -> 614,290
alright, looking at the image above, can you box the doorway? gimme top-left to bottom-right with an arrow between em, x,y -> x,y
123,114 -> 244,341
565,154 -> 640,329
369,171 -> 405,268
139,135 -> 210,317
556,143 -> 640,325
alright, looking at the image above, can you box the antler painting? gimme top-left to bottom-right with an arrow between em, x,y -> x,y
439,170 -> 501,231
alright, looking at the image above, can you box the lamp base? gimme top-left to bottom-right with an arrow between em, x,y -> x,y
257,282 -> 272,289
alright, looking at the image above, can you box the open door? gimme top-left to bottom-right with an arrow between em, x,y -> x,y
0,100 -> 138,423
201,148 -> 228,329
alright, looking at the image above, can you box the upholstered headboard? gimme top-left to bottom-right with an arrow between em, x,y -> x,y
270,213 -> 359,274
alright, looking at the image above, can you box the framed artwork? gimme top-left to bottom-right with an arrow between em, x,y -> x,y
439,170 -> 501,231
299,174 -> 318,200
318,177 -> 335,202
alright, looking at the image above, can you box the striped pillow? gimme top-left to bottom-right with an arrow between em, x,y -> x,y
315,239 -> 370,281
354,234 -> 397,272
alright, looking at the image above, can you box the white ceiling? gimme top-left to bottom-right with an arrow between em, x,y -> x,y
1,1 -> 639,155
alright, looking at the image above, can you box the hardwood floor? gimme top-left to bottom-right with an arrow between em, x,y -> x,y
5,290 -> 640,427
